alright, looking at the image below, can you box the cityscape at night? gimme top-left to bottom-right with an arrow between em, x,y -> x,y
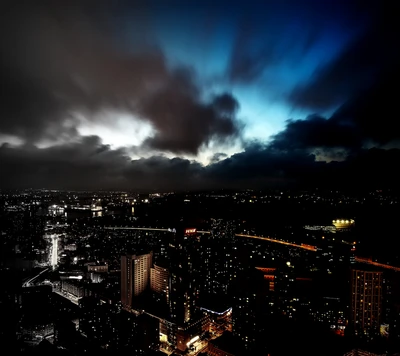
1,189 -> 400,355
0,1 -> 399,355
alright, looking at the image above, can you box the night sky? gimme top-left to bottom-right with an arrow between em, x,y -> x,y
0,0 -> 398,191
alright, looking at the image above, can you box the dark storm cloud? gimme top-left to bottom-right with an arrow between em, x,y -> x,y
0,0 -> 242,153
282,1 -> 400,152
0,136 -> 130,190
206,142 -> 315,183
0,137 -> 321,190
205,144 -> 400,190
203,91 -> 400,188
331,65 -> 400,145
1,133 -> 399,191
0,0 -> 398,192
0,0 -> 164,140
271,114 -> 362,151
211,93 -> 239,116
288,1 -> 399,111
286,43 -> 400,151
0,137 -> 206,191
269,74 -> 400,156
141,71 -> 241,154
124,156 -> 205,191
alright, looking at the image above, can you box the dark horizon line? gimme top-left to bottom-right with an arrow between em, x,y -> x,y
0,185 -> 399,195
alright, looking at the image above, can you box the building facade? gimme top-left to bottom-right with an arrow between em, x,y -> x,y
232,268 -> 268,353
121,252 -> 153,308
350,269 -> 383,338
150,263 -> 170,303
168,227 -> 200,325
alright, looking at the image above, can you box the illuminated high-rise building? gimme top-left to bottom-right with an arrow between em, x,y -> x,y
274,262 -> 296,318
159,226 -> 211,352
201,219 -> 240,297
150,263 -> 170,303
121,252 -> 153,308
350,269 -> 382,338
232,267 -> 268,353
168,227 -> 199,324
382,273 -> 400,348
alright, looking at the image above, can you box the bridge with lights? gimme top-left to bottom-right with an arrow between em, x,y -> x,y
104,226 -> 400,272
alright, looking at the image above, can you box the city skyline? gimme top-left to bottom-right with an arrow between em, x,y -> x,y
2,188 -> 400,355
0,0 -> 398,191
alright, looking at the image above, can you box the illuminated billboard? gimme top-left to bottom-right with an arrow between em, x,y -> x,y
185,228 -> 197,235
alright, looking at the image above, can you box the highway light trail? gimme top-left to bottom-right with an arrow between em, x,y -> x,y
236,234 -> 317,251
354,257 -> 400,272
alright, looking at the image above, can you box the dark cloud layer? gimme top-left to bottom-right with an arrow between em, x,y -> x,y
0,137 -> 205,191
1,135 -> 399,191
3,62 -> 400,192
1,0 -> 399,191
271,115 -> 362,151
1,41 -> 400,192
331,65 -> 400,146
141,71 -> 241,154
0,0 -> 241,154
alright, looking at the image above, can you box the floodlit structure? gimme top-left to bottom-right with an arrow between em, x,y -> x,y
121,252 -> 153,308
332,219 -> 355,230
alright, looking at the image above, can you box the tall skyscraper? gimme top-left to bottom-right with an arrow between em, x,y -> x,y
274,262 -> 296,318
168,227 -> 200,325
158,226 -> 210,352
232,267 -> 269,353
201,219 -> 239,297
382,273 -> 400,349
350,269 -> 383,338
121,252 -> 153,308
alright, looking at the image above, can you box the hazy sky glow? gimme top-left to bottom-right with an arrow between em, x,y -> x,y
0,0 -> 399,190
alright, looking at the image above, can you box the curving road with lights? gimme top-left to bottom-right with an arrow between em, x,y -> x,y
22,267 -> 49,287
